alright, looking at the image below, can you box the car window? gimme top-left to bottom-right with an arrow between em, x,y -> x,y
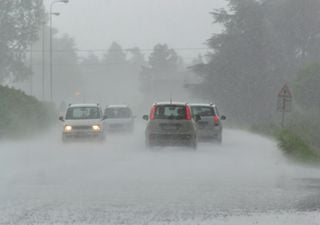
66,107 -> 100,120
191,106 -> 216,117
154,105 -> 186,120
105,107 -> 132,118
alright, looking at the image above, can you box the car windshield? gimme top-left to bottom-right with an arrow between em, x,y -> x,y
191,106 -> 216,117
154,105 -> 187,120
65,107 -> 100,120
105,107 -> 132,118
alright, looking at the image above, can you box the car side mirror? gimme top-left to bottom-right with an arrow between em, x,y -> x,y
59,116 -> 64,122
194,114 -> 201,122
143,115 -> 149,121
221,115 -> 226,120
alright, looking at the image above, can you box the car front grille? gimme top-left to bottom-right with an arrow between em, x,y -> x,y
72,125 -> 92,130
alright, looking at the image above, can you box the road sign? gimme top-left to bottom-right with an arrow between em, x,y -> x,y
278,84 -> 292,98
277,84 -> 292,128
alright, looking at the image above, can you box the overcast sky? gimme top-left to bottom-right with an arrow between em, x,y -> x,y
46,0 -> 226,60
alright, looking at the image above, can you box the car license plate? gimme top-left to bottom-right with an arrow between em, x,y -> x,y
160,124 -> 179,130
198,121 -> 208,129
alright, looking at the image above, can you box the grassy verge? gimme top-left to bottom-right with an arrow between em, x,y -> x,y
251,119 -> 320,164
276,129 -> 320,164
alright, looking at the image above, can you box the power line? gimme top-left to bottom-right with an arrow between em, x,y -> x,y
32,61 -> 199,67
25,47 -> 211,53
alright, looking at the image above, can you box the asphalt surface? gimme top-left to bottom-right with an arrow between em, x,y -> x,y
0,124 -> 320,224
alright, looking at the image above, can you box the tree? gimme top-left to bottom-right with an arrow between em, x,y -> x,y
127,47 -> 146,67
294,63 -> 320,110
103,42 -> 127,65
27,29 -> 84,102
191,0 -> 320,125
52,34 -> 84,103
0,0 -> 44,83
80,42 -> 143,105
140,44 -> 187,103
148,44 -> 179,74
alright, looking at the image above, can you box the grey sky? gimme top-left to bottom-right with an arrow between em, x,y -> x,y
47,0 -> 226,60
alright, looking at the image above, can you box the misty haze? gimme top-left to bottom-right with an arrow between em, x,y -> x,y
1,0 -> 320,224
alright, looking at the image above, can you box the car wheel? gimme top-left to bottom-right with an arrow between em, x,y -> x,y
192,141 -> 197,150
62,136 -> 68,144
145,139 -> 154,149
98,134 -> 106,142
216,133 -> 222,144
190,137 -> 197,150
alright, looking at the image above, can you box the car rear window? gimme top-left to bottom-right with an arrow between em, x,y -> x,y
191,106 -> 216,117
104,107 -> 132,118
66,107 -> 101,120
154,105 -> 187,120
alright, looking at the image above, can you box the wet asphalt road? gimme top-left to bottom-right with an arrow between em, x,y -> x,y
0,125 -> 320,224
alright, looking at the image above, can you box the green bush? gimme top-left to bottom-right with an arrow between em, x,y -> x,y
0,85 -> 56,138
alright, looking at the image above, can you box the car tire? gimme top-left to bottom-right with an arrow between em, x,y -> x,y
190,137 -> 197,150
216,133 -> 222,144
62,136 -> 68,144
98,134 -> 106,143
192,141 -> 197,150
145,139 -> 154,149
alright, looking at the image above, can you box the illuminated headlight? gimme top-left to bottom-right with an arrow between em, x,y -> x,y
92,125 -> 101,131
64,125 -> 72,132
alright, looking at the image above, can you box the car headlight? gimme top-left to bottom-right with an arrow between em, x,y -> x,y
64,125 -> 72,132
92,125 -> 101,131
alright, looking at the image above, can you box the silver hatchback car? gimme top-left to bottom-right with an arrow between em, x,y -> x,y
143,102 -> 198,149
103,105 -> 135,132
189,103 -> 226,143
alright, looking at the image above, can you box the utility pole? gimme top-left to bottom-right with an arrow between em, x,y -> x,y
49,0 -> 69,102
30,44 -> 33,96
42,22 -> 46,100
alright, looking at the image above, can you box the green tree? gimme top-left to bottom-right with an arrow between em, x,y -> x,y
0,0 -> 44,82
192,0 -> 320,125
294,63 -> 320,110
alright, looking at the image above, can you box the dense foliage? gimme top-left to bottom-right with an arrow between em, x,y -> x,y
0,0 -> 44,82
192,0 -> 320,126
0,85 -> 55,137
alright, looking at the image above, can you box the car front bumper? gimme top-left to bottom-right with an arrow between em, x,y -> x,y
62,131 -> 104,141
196,127 -> 221,139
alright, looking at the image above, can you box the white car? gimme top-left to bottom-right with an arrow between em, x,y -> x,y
103,105 -> 135,132
59,103 -> 106,142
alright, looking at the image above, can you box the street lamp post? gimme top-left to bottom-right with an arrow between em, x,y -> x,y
42,21 -> 46,100
49,0 -> 69,102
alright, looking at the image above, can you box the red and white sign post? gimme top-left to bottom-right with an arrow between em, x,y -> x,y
277,84 -> 292,128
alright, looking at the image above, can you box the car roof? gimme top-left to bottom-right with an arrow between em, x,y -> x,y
106,104 -> 129,108
68,103 -> 100,108
188,103 -> 217,107
154,101 -> 187,106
